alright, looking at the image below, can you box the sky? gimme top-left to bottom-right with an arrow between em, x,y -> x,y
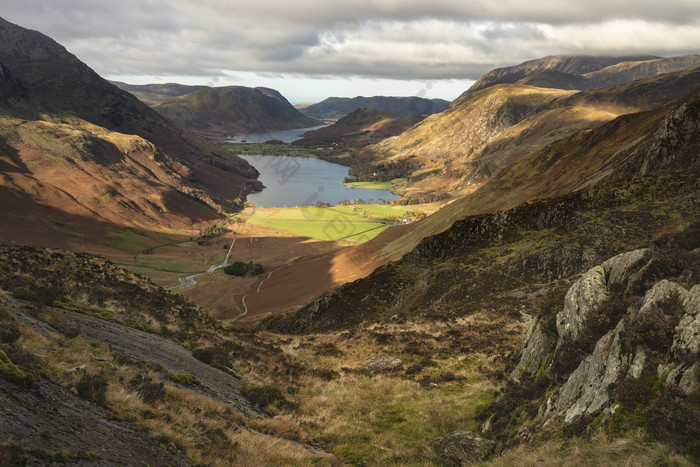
3,1 -> 700,103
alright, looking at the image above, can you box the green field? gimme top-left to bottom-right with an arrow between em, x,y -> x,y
344,180 -> 393,190
252,206 -> 396,242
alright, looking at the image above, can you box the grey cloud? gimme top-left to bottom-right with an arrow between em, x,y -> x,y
1,1 -> 699,82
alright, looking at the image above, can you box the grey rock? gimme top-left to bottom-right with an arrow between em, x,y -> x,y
65,365 -> 86,374
634,280 -> 688,323
672,285 -> 700,361
602,248 -> 650,288
556,265 -> 608,342
555,249 -> 650,344
554,320 -> 626,423
428,431 -> 495,466
666,362 -> 700,396
628,348 -> 646,379
509,316 -> 555,381
363,357 -> 403,372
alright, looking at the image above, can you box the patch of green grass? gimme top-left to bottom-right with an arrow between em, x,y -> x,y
345,180 -> 394,190
0,350 -> 36,386
225,143 -> 318,158
107,230 -> 151,252
253,206 -> 390,242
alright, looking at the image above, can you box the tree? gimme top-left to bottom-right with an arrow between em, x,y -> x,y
224,262 -> 247,277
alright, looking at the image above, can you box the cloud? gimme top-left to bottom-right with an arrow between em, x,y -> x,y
2,0 -> 699,82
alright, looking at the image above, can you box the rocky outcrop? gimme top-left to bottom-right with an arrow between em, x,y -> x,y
428,431 -> 495,466
363,357 -> 403,372
509,316 -> 555,381
498,243 -> 699,442
511,249 -> 650,381
546,320 -> 626,423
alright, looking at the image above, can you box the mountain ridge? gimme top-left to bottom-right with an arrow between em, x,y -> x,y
154,85 -> 322,140
300,95 -> 450,120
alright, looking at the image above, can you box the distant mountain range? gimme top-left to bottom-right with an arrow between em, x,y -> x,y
153,86 -> 322,140
110,81 -> 209,106
300,96 -> 450,121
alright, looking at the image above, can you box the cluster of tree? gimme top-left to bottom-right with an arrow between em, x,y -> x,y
393,190 -> 450,205
223,261 -> 264,277
349,156 -> 418,182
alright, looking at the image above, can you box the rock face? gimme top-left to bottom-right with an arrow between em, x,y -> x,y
509,316 -> 555,381
548,320 -> 626,423
428,431 -> 495,466
502,243 -> 700,438
363,357 -> 403,372
511,249 -> 650,382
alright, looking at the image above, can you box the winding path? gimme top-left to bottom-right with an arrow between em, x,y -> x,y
167,206 -> 257,291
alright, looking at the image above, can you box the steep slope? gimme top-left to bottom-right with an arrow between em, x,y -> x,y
455,55 -> 659,103
519,55 -> 700,91
110,81 -> 209,106
300,96 -> 450,120
298,107 -> 424,148
0,17 -> 258,204
0,17 -> 261,253
154,86 -> 322,140
262,84 -> 700,334
371,62 -> 700,199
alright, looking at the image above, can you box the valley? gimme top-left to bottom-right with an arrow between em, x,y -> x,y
0,11 -> 699,467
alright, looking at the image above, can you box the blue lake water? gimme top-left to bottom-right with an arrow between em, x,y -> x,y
226,125 -> 328,143
240,155 -> 400,207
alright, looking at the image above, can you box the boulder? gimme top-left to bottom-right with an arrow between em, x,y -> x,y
672,285 -> 700,361
509,316 -> 555,381
363,357 -> 402,372
428,431 -> 494,466
553,320 -> 627,423
556,265 -> 608,342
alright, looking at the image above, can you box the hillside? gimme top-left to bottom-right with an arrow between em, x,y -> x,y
110,81 -> 209,106
259,85 -> 700,462
518,55 -> 700,91
369,62 -> 700,200
297,107 -> 424,149
264,82 -> 700,333
0,17 -> 261,255
300,95 -> 450,121
452,54 -> 700,104
154,86 -> 322,140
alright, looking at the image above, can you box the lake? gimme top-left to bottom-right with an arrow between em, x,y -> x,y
226,125 -> 328,144
240,154 -> 400,207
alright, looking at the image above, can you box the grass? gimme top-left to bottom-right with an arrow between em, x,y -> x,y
480,429 -> 693,466
225,143 -> 319,158
345,180 -> 394,190
107,229 -> 154,252
249,203 -> 432,242
251,206 -> 392,242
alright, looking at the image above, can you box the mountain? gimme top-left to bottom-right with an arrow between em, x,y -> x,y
518,55 -> 700,91
0,16 -> 260,252
297,107 -> 424,148
259,86 -> 700,461
263,83 -> 700,334
300,96 -> 450,120
153,86 -> 322,140
110,81 -> 209,106
369,61 -> 700,200
452,55 -> 700,104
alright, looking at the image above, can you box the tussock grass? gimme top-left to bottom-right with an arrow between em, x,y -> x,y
480,429 -> 692,467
